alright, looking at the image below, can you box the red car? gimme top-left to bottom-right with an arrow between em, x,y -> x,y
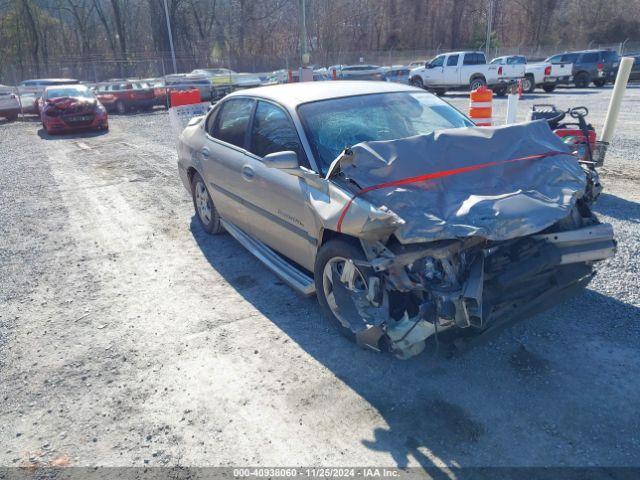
95,81 -> 155,114
40,85 -> 108,134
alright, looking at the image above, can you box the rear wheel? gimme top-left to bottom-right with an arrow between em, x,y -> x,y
522,74 -> 535,93
593,78 -> 606,87
5,112 -> 18,122
574,72 -> 590,88
115,100 -> 126,114
191,172 -> 223,234
470,76 -> 487,91
433,88 -> 446,96
542,84 -> 556,93
410,77 -> 424,89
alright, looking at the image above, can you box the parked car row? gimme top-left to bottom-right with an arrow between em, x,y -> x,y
1,49 -> 636,124
407,48 -> 627,95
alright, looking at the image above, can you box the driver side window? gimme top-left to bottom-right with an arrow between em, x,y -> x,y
430,55 -> 445,68
249,101 -> 305,162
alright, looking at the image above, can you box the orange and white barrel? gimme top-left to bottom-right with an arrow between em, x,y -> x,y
469,86 -> 493,126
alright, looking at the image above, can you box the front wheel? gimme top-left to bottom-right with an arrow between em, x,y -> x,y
493,86 -> 507,97
115,100 -> 126,114
574,72 -> 590,88
191,172 -> 223,234
409,77 -> 424,89
314,238 -> 373,343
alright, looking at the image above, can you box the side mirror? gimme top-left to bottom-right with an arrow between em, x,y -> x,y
263,150 -> 299,170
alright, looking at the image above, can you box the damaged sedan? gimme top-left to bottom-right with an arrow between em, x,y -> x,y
177,81 -> 615,359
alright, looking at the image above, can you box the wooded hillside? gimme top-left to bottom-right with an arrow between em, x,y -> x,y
1,0 -> 639,82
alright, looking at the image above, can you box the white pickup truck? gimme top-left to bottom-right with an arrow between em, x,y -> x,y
409,51 -> 523,96
490,56 -> 573,93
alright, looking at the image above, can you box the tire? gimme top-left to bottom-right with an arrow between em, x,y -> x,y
433,88 -> 446,96
409,76 -> 424,89
191,172 -> 223,234
314,237 -> 374,342
493,86 -> 507,97
5,112 -> 18,122
522,74 -> 535,93
542,84 -> 556,93
593,78 -> 606,87
469,76 -> 487,91
115,100 -> 126,114
574,72 -> 590,88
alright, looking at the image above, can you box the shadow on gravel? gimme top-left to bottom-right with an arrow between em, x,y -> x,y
37,128 -> 109,140
190,215 -> 640,473
594,192 -> 640,223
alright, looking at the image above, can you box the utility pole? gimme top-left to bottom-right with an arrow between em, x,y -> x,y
163,0 -> 178,74
299,0 -> 308,65
485,0 -> 494,56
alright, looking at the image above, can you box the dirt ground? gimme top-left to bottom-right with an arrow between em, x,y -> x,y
1,86 -> 639,470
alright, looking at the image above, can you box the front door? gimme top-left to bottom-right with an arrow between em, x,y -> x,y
241,100 -> 317,271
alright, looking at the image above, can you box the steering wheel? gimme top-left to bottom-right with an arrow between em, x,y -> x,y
569,107 -> 589,119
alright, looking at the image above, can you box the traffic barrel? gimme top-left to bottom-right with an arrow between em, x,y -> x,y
469,86 -> 493,126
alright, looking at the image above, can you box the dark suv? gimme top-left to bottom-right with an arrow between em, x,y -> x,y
546,50 -> 619,88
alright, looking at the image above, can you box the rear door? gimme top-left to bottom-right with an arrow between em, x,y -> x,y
242,100 -> 316,270
201,97 -> 257,234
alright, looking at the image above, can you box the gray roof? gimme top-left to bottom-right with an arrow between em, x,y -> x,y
225,80 -> 418,109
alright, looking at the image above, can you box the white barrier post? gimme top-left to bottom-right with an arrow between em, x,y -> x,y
600,57 -> 634,143
505,93 -> 518,124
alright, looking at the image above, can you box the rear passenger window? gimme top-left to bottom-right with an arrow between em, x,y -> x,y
212,98 -> 254,148
447,55 -> 459,67
250,101 -> 304,159
463,53 -> 483,65
582,53 -> 599,63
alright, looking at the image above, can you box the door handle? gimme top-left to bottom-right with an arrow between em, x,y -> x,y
241,165 -> 255,181
201,147 -> 210,159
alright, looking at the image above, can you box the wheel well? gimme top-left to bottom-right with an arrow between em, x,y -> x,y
318,229 -> 359,249
470,74 -> 486,82
525,72 -> 534,79
187,166 -> 198,185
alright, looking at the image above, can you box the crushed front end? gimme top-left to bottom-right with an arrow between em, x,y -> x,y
324,121 -> 616,358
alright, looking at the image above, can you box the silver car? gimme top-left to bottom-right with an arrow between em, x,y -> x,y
0,85 -> 20,121
177,81 -> 614,358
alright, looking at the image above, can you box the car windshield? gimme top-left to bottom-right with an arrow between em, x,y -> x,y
298,92 -> 474,171
44,86 -> 92,99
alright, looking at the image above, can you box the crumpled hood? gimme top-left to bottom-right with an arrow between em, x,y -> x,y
45,96 -> 96,111
338,121 -> 587,243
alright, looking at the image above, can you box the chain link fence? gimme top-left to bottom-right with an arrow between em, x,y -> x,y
2,41 -> 639,86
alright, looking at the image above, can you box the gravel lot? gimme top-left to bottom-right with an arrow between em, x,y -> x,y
1,86 -> 639,470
